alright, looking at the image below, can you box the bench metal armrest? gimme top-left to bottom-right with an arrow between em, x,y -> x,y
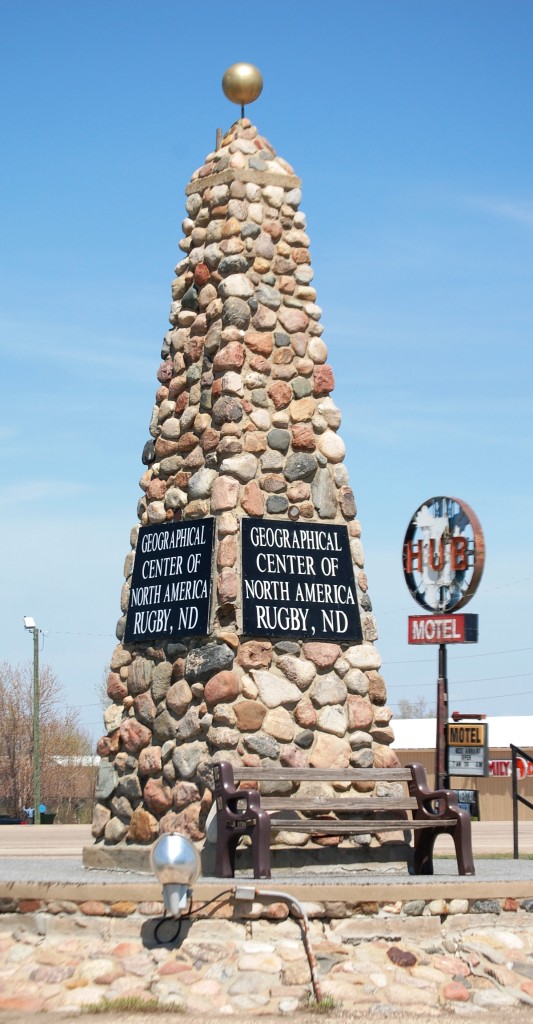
225,788 -> 263,821
406,762 -> 461,820
213,761 -> 264,823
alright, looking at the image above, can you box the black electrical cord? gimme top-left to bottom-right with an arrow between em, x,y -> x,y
153,889 -> 234,945
154,914 -> 182,944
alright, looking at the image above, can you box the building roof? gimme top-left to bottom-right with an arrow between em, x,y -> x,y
391,716 -> 533,750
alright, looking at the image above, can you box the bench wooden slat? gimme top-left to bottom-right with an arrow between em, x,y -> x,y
233,767 -> 412,783
269,818 -> 457,834
261,797 -> 418,812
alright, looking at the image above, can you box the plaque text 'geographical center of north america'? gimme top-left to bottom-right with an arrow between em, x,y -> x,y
241,518 -> 362,642
124,519 -> 214,643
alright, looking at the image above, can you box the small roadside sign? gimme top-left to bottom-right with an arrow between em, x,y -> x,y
446,721 -> 489,777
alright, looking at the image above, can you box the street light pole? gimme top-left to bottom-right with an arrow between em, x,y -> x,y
24,617 -> 40,825
32,625 -> 40,825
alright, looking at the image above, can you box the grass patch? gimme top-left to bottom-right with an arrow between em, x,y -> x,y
308,995 -> 338,1013
85,995 -> 184,1014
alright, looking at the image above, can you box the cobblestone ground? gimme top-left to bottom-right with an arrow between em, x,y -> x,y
0,906 -> 532,1019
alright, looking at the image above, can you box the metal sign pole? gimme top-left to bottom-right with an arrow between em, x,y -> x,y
436,643 -> 449,790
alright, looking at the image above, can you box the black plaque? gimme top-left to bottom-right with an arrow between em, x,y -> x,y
451,789 -> 480,818
241,518 -> 362,642
124,519 -> 214,643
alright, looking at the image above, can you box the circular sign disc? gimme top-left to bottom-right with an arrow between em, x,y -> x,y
402,496 -> 485,612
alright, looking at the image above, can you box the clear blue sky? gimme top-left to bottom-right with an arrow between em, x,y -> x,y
1,1 -> 532,743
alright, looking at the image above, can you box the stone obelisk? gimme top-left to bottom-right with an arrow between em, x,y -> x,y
87,67 -> 399,871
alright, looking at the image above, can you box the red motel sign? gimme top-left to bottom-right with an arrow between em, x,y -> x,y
408,614 -> 479,645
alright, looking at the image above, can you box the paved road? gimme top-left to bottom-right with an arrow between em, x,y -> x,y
0,823 -> 92,856
1,820 -> 532,857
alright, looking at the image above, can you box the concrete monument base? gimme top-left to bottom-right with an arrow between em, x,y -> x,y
82,837 -> 412,877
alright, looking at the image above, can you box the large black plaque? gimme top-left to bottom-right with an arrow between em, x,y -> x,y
124,519 -> 214,643
241,518 -> 362,642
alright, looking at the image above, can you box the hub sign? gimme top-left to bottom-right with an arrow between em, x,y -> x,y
403,496 -> 485,613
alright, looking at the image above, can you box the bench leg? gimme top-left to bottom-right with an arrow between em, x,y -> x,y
414,819 -> 475,876
251,812 -> 272,880
215,830 -> 240,878
452,811 -> 475,875
413,828 -> 436,875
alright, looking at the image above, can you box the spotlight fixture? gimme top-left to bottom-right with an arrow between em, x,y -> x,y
150,833 -> 201,917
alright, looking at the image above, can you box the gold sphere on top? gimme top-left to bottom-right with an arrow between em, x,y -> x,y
222,63 -> 263,107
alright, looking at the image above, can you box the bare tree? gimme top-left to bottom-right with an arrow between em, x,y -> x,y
96,663 -> 110,713
397,696 -> 436,719
0,662 -> 92,818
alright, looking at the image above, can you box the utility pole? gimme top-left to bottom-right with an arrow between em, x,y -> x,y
24,617 -> 40,824
32,625 -> 40,825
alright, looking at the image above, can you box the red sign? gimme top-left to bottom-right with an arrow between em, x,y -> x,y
489,759 -> 533,779
405,537 -> 469,575
408,614 -> 479,645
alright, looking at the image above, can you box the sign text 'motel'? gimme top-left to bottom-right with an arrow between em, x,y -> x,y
408,614 -> 479,645
124,519 -> 214,643
445,721 -> 488,777
241,518 -> 362,643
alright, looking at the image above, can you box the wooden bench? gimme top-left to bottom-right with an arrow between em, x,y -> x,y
213,761 -> 475,879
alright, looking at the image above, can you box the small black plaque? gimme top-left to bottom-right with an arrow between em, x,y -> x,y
124,519 -> 214,643
451,790 -> 480,818
241,518 -> 362,642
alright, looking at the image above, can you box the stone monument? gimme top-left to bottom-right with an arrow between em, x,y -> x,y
85,67 -> 400,872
